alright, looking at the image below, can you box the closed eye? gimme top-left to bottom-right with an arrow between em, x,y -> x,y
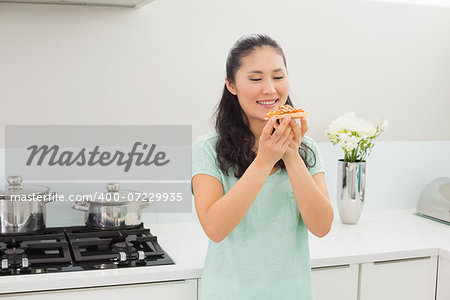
274,76 -> 284,80
250,78 -> 261,82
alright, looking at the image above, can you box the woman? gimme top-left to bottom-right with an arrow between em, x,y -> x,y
192,34 -> 334,300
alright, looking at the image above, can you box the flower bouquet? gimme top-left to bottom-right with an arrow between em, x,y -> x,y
325,112 -> 388,162
326,112 -> 388,224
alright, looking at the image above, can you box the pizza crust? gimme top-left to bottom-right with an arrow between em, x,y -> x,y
264,111 -> 308,120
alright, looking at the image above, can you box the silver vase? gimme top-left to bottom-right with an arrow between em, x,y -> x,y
337,159 -> 366,224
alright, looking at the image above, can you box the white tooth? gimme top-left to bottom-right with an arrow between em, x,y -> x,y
258,100 -> 276,105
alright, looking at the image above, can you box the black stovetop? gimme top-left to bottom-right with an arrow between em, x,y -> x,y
0,224 -> 174,276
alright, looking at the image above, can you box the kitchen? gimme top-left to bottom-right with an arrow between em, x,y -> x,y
1,0 -> 450,299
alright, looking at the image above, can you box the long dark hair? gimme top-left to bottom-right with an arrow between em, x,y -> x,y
213,34 -> 316,178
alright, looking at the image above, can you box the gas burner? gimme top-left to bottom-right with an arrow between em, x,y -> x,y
1,248 -> 29,270
112,242 -> 137,263
3,248 -> 26,260
112,241 -> 135,252
0,224 -> 173,276
4,248 -> 25,257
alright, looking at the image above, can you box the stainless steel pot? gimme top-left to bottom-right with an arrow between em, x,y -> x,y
71,182 -> 150,229
0,176 -> 56,234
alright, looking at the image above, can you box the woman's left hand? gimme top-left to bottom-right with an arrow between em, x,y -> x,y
275,117 -> 308,164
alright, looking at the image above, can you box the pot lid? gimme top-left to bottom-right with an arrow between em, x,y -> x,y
0,176 -> 50,199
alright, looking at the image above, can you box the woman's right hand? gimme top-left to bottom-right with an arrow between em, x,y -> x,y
255,116 -> 293,168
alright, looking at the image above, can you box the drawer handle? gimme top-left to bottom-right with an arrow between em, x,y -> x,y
373,256 -> 431,265
311,264 -> 351,271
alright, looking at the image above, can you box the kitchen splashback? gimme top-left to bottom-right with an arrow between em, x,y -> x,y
1,140 -> 450,224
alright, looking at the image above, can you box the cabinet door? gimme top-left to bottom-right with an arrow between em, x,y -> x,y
360,256 -> 437,300
311,264 -> 358,300
437,255 -> 450,300
3,279 -> 197,300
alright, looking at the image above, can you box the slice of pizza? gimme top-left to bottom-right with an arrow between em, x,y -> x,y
264,104 -> 308,120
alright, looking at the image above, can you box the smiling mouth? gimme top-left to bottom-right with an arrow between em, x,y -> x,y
256,99 -> 278,105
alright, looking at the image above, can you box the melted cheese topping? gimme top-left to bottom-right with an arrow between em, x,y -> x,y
264,105 -> 306,118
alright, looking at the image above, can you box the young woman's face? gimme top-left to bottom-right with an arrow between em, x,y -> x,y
227,46 -> 290,124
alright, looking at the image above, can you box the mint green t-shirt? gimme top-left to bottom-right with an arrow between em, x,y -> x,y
192,132 -> 325,300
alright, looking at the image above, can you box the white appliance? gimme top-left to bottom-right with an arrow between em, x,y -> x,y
0,0 -> 154,8
416,177 -> 450,224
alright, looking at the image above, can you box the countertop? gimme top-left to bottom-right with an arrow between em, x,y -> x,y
1,209 -> 449,294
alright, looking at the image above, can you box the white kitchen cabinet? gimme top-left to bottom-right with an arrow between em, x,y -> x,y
360,255 -> 437,300
199,266 -> 359,300
311,263 -> 358,300
0,279 -> 197,300
437,255 -> 450,300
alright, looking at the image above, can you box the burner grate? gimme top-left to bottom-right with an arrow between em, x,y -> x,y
0,224 -> 173,275
0,234 -> 72,266
66,226 -> 164,262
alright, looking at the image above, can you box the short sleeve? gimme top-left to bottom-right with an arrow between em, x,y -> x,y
191,133 -> 223,194
302,136 -> 325,176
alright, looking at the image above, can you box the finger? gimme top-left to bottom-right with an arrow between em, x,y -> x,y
289,119 -> 301,139
278,123 -> 292,145
277,124 -> 291,144
262,116 -> 277,138
271,118 -> 281,136
281,132 -> 294,150
300,117 -> 309,138
272,116 -> 291,139
272,118 -> 280,129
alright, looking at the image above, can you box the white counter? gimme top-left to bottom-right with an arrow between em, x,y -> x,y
308,209 -> 450,266
0,209 -> 449,294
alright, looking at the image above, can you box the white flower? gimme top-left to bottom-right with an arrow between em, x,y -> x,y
340,134 -> 360,151
359,123 -> 376,139
326,112 -> 388,162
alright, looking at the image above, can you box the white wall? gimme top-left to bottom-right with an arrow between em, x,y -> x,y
1,0 -> 450,224
0,0 -> 450,143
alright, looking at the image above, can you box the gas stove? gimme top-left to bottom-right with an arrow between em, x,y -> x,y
0,224 -> 174,276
